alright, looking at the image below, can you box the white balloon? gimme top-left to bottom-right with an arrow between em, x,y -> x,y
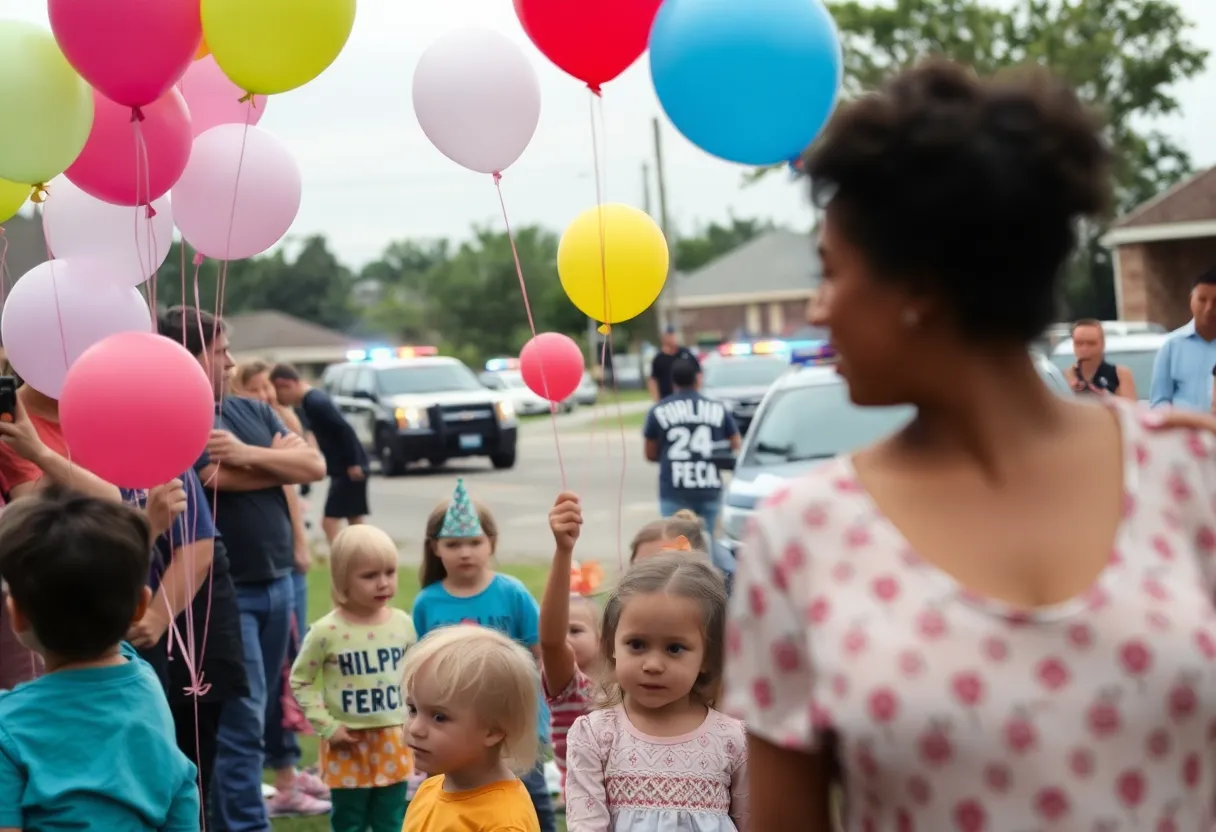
41,177 -> 174,286
1,259 -> 152,398
412,28 -> 541,175
171,124 -> 302,261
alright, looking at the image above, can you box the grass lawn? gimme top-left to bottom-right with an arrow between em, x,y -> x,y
518,387 -> 651,422
272,564 -> 565,832
572,409 -> 648,432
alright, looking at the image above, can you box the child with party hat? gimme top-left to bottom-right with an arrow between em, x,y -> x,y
410,479 -> 557,831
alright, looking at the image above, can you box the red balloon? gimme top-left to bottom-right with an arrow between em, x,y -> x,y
513,0 -> 664,91
64,88 -> 193,208
520,332 -> 585,402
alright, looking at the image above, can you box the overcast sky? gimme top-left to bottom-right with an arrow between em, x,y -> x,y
3,0 -> 1214,268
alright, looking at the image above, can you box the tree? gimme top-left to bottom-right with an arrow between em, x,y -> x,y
674,216 -> 776,273
749,0 -> 1208,317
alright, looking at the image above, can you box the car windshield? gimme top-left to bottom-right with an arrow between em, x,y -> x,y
377,363 -> 485,395
497,372 -> 528,390
1050,348 -> 1159,401
702,357 -> 790,389
743,382 -> 913,466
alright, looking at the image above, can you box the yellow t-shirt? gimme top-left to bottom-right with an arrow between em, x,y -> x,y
403,775 -> 540,832
289,608 -> 417,739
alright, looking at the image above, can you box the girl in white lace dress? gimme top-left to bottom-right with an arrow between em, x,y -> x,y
564,556 -> 748,831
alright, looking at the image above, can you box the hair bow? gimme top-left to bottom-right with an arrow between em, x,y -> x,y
570,560 -> 604,596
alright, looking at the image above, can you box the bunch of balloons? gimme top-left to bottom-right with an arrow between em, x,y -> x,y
0,0 -> 356,487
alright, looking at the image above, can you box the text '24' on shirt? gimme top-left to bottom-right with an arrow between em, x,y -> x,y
644,390 -> 739,503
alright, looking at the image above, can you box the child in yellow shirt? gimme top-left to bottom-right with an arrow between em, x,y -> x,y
290,525 -> 418,832
402,625 -> 542,832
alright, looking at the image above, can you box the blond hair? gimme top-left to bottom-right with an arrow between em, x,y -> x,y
599,554 -> 727,709
401,626 -> 539,773
229,360 -> 271,396
330,525 -> 398,607
629,510 -> 709,563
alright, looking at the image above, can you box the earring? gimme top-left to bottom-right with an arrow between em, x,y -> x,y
901,308 -> 920,327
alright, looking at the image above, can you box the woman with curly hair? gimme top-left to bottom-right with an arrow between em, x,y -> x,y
725,58 -> 1216,829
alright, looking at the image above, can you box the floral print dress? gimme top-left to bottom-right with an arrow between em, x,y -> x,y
724,401 -> 1216,830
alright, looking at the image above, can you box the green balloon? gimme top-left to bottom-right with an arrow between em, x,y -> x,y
0,20 -> 94,185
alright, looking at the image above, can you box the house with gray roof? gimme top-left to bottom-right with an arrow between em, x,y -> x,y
225,309 -> 366,375
669,228 -> 820,341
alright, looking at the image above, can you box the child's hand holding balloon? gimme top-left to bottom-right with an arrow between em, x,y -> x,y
549,492 -> 582,555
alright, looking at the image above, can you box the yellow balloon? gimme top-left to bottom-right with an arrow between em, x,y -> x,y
558,203 -> 669,325
0,179 -> 28,224
201,0 -> 356,95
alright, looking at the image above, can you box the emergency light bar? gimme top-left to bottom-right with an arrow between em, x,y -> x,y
345,346 -> 438,362
485,358 -> 521,371
717,339 -> 789,356
788,341 -> 837,367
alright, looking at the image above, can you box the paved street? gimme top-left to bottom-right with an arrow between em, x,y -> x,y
304,401 -> 659,566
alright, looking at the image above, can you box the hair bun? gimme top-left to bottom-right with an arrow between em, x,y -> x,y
671,509 -> 700,521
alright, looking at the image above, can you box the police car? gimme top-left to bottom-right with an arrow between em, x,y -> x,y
700,340 -> 800,434
479,358 -> 575,416
716,345 -> 1071,565
323,347 -> 518,476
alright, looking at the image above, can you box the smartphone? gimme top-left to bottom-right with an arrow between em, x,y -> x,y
0,377 -> 15,423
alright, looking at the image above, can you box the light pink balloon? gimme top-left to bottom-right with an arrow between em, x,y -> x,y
61,331 -> 215,490
179,56 -> 266,138
171,124 -> 301,261
64,87 -> 193,207
0,259 -> 153,398
413,28 -> 541,174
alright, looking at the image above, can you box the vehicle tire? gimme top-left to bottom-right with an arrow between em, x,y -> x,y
377,430 -> 407,477
562,401 -> 575,414
427,456 -> 447,469
490,449 -> 516,470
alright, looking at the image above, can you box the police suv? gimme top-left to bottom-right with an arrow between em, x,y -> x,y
323,347 -> 518,476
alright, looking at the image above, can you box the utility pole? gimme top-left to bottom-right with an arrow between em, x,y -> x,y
642,162 -> 652,214
651,116 -> 677,340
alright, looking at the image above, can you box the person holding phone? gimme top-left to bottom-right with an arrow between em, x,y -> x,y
1064,319 -> 1136,398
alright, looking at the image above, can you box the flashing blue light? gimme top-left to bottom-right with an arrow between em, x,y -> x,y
369,347 -> 395,362
789,340 -> 837,367
485,358 -> 519,372
345,349 -> 368,362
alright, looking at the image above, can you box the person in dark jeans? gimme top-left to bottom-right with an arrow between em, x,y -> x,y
644,358 -> 741,550
126,468 -> 248,820
160,306 -> 327,829
268,364 -> 370,546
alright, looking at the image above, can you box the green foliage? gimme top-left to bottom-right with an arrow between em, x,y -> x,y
152,218 -> 770,368
746,0 -> 1208,319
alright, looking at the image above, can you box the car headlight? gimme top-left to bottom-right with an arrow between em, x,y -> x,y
495,400 -> 516,423
719,504 -> 750,544
394,406 -> 428,429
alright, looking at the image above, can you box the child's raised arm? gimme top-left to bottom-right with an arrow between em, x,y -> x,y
539,491 -> 582,695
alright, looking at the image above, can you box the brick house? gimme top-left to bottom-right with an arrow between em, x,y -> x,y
670,229 -> 819,342
1104,167 -> 1216,328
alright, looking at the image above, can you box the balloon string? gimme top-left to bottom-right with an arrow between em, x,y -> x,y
492,172 -> 567,490
0,227 -> 9,310
587,92 -> 623,568
132,120 -> 158,320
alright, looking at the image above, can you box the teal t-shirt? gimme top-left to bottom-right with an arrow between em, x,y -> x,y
412,573 -> 550,743
0,643 -> 199,831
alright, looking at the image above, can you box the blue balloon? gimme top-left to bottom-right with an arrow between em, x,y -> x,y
650,0 -> 843,166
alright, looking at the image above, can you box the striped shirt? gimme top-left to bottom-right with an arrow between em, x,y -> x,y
543,668 -> 595,782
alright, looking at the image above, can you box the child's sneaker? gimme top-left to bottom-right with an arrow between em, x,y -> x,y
266,787 -> 330,817
295,769 -> 332,801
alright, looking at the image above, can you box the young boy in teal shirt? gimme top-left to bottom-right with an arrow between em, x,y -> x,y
0,488 -> 200,831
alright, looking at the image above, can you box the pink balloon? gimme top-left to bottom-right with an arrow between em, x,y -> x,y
65,88 -> 192,207
520,332 -> 585,402
172,124 -> 302,261
0,259 -> 153,399
179,56 -> 266,138
49,0 -> 201,110
61,331 -> 214,490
